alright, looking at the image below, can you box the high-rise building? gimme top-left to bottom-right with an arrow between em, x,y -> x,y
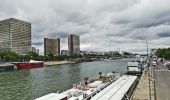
68,34 -> 80,55
44,38 -> 60,56
0,18 -> 31,55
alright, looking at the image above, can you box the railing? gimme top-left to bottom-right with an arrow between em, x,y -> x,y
83,76 -> 120,100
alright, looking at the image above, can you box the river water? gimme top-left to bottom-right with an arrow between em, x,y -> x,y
0,59 -> 131,100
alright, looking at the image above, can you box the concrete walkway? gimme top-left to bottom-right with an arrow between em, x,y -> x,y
132,69 -> 155,100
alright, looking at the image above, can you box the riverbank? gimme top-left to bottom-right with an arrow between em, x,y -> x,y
44,61 -> 76,66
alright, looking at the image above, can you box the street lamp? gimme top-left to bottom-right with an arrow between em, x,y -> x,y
146,41 -> 151,100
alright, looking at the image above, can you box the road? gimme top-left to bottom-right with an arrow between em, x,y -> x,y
154,61 -> 170,100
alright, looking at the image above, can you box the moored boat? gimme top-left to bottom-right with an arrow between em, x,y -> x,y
35,72 -> 120,100
126,61 -> 142,76
0,64 -> 15,72
11,60 -> 44,69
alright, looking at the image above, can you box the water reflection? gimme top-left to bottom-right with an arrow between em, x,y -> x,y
68,64 -> 81,84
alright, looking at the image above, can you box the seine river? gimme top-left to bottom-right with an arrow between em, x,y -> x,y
0,59 -> 131,100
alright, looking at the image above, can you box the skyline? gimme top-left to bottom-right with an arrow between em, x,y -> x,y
1,0 -> 170,54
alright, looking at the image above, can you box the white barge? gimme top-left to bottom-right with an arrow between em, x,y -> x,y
35,74 -> 138,100
90,75 -> 137,100
35,73 -> 120,100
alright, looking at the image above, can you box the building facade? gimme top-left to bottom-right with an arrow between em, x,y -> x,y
44,38 -> 60,56
68,34 -> 80,55
0,18 -> 31,55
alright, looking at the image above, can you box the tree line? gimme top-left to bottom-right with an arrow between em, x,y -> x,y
156,48 -> 170,60
0,51 -> 82,62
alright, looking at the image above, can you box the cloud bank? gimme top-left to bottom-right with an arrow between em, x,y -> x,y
1,0 -> 170,54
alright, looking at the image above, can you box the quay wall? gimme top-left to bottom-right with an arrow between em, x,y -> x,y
44,61 -> 75,66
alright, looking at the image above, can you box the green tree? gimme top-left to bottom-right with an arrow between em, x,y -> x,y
112,70 -> 116,74
156,48 -> 170,60
84,77 -> 89,85
102,75 -> 107,83
0,51 -> 19,62
98,72 -> 103,78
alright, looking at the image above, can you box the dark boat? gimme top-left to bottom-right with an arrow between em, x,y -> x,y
0,64 -> 15,72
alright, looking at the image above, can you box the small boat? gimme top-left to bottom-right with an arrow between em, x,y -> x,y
126,61 -> 142,75
11,60 -> 44,69
0,64 -> 15,72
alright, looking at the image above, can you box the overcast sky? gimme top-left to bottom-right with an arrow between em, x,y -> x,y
0,0 -> 170,54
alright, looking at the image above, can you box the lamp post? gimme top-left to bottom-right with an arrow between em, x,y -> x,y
146,41 -> 151,100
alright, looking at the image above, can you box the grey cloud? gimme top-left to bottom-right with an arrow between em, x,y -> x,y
157,32 -> 170,37
1,0 -> 170,54
32,42 -> 43,46
47,32 -> 69,38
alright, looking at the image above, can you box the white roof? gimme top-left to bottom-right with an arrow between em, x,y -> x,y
91,75 -> 137,100
128,62 -> 138,66
30,60 -> 43,63
128,67 -> 140,71
88,81 -> 102,88
35,93 -> 67,100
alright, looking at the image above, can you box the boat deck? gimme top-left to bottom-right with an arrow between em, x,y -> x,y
35,73 -> 121,100
91,75 -> 137,100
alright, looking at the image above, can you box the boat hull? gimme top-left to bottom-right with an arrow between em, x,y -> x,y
15,62 -> 44,69
0,64 -> 15,72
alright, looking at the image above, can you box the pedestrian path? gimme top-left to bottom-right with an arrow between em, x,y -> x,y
132,69 -> 155,100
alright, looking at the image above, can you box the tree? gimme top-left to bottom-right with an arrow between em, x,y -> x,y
124,52 -> 131,55
0,51 -> 19,62
164,50 -> 170,59
156,48 -> 170,60
84,77 -> 89,85
98,72 -> 103,79
102,75 -> 107,83
112,70 -> 116,74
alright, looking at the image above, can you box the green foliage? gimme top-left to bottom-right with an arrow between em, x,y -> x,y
28,51 -> 39,57
156,48 -> 170,60
98,72 -> 102,75
0,51 -> 19,62
102,75 -> 107,83
98,72 -> 103,78
69,53 -> 82,59
0,50 -> 84,62
112,70 -> 116,74
84,76 -> 89,85
124,52 -> 131,55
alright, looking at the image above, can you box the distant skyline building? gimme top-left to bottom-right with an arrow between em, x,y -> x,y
44,38 -> 60,56
32,47 -> 36,53
36,49 -> 39,55
68,34 -> 80,55
61,50 -> 69,56
0,18 -> 31,55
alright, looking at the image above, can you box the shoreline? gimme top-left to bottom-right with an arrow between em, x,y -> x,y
44,61 -> 76,66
